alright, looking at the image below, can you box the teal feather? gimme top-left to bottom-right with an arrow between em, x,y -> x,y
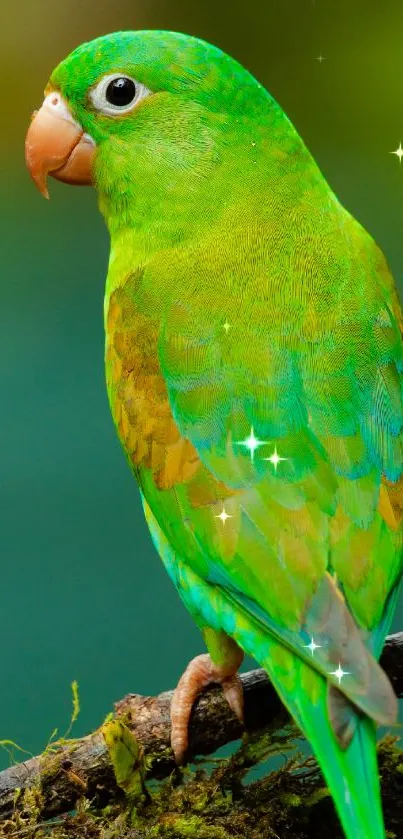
44,29 -> 403,839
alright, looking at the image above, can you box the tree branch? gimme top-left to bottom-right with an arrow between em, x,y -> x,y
0,631 -> 402,828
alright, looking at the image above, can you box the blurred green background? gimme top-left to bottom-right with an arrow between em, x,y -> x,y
1,0 -> 403,770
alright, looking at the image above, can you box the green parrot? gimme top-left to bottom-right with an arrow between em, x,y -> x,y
25,30 -> 403,839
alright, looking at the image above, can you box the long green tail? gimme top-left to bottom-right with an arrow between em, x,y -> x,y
262,645 -> 385,839
252,581 -> 402,838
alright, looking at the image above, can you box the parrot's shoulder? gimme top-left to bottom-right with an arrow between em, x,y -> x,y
105,273 -> 203,490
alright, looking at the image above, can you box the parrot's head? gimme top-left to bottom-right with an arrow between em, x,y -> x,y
25,30 -> 274,210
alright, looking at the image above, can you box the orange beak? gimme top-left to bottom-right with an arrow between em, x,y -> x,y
25,92 -> 96,199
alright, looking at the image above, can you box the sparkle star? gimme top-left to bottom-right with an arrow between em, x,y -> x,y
328,663 -> 351,684
316,54 -> 325,63
235,426 -> 269,462
304,637 -> 322,657
264,446 -> 288,472
391,142 -> 403,163
215,507 -> 233,525
223,321 -> 232,333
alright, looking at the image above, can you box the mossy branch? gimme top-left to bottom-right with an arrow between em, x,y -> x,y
0,632 -> 402,838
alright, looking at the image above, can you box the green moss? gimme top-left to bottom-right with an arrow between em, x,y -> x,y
0,730 -> 402,839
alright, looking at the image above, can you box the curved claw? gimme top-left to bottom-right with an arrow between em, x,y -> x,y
170,653 -> 245,765
221,673 -> 244,723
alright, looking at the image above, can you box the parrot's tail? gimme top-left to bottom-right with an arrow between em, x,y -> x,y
262,647 -> 385,839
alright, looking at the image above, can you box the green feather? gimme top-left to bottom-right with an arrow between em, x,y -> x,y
46,30 -> 403,839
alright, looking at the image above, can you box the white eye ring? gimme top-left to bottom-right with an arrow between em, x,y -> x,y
89,73 -> 151,116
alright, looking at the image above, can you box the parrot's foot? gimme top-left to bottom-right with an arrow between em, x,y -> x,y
170,652 -> 244,764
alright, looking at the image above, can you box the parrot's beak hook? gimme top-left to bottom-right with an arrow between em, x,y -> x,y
25,92 -> 96,199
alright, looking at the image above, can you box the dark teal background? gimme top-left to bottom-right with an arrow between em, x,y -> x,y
1,0 -> 403,769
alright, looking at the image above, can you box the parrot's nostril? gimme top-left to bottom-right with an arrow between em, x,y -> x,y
51,95 -> 59,106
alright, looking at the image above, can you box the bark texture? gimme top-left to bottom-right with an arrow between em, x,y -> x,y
0,632 -> 402,838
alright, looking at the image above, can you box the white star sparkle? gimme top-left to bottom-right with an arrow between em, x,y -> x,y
215,507 -> 233,525
264,446 -> 288,473
328,663 -> 351,684
391,142 -> 403,163
316,54 -> 326,63
223,321 -> 232,333
235,426 -> 269,462
304,637 -> 322,657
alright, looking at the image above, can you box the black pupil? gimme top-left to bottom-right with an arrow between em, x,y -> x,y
106,77 -> 136,107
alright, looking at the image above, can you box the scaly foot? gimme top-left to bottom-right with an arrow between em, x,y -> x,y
170,651 -> 244,764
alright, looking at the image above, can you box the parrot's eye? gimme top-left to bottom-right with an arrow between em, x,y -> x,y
89,73 -> 151,116
106,77 -> 136,106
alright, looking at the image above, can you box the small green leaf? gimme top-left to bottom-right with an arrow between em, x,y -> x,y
102,719 -> 147,806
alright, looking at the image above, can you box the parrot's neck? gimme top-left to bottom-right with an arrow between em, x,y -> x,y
97,99 -> 327,308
